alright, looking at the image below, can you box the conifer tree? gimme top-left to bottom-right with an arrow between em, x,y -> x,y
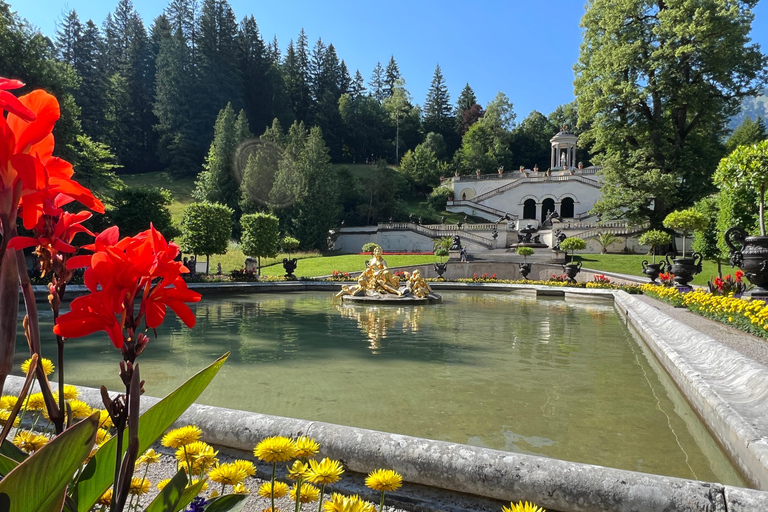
369,62 -> 385,103
351,69 -> 365,98
384,56 -> 401,98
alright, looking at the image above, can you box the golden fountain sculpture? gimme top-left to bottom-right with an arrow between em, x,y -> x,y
335,247 -> 442,304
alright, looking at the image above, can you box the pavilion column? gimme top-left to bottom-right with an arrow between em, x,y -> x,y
551,146 -> 556,168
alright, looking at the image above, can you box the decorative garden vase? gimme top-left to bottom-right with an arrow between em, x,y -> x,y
433,262 -> 448,279
664,252 -> 702,289
518,263 -> 532,280
282,257 -> 298,280
562,261 -> 582,283
641,260 -> 666,283
725,227 -> 768,297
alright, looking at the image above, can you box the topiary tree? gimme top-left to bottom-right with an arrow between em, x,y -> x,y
280,235 -> 300,255
714,140 -> 768,237
180,202 -> 233,274
241,213 -> 281,275
638,229 -> 672,264
362,242 -> 380,253
663,208 -> 709,258
559,237 -> 586,264
516,246 -> 535,263
108,187 -> 180,239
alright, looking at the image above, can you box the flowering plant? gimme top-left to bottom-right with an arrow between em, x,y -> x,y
592,274 -> 611,284
658,272 -> 674,286
0,79 -> 233,511
708,271 -> 748,296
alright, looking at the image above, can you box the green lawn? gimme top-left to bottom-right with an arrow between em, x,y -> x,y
259,254 -> 437,277
573,253 -> 732,286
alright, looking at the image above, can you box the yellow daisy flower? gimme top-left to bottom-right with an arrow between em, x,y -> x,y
294,436 -> 320,458
308,458 -> 344,485
322,493 -> 370,512
0,396 -> 18,411
13,430 -> 48,453
26,392 -> 45,411
257,481 -> 289,499
189,478 -> 208,491
61,385 -> 80,400
365,469 -> 402,492
21,357 -> 54,376
232,483 -> 249,494
96,428 -> 112,446
502,502 -> 546,512
290,482 -> 320,503
157,479 -> 171,491
136,448 -> 162,466
208,462 -> 248,486
68,399 -> 92,418
0,410 -> 19,427
97,489 -> 113,506
232,459 -> 256,477
162,425 -> 202,448
129,477 -> 151,495
253,436 -> 296,463
287,460 -> 309,480
98,409 -> 114,429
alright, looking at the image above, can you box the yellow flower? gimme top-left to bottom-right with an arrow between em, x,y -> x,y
257,481 -> 289,499
290,482 -> 320,503
294,436 -> 320,458
162,425 -> 202,448
365,469 -> 402,492
98,409 -> 114,429
61,385 -> 80,400
68,399 -> 92,418
0,396 -> 18,411
189,478 -> 208,491
208,462 -> 248,486
136,448 -> 161,466
322,493 -> 370,512
176,441 -> 218,473
0,410 -> 19,427
13,430 -> 48,453
254,436 -> 296,463
308,458 -> 344,485
26,392 -> 45,411
502,501 -> 546,512
129,477 -> 151,495
232,483 -> 249,494
157,479 -> 171,491
287,460 -> 309,480
232,459 -> 256,477
97,489 -> 113,506
21,357 -> 54,376
96,428 -> 112,446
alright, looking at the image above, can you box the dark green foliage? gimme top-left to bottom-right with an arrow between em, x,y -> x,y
512,110 -> 556,169
716,187 -> 760,257
576,0 -> 767,226
692,195 -> 720,260
108,187 -> 180,238
726,116 -> 767,153
427,187 -> 453,212
241,212 -> 280,273
69,135 -> 124,196
369,62 -> 385,103
180,202 -> 233,258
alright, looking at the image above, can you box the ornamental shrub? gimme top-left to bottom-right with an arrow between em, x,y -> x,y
241,212 -> 280,275
180,202 -> 234,273
362,242 -> 380,253
638,229 -> 672,263
663,208 -> 708,258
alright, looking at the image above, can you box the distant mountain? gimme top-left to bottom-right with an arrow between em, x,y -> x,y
730,88 -> 768,130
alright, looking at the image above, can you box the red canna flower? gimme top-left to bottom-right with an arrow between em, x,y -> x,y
736,270 -> 744,282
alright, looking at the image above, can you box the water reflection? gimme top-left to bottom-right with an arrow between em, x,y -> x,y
336,304 -> 423,352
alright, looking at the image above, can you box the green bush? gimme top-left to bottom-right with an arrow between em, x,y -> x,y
180,202 -> 233,272
362,242 -> 380,253
107,187 -> 180,239
241,213 -> 280,274
663,208 -> 708,257
638,229 -> 672,263
427,186 -> 454,212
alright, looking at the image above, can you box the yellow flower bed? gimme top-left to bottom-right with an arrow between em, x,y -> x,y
643,284 -> 768,338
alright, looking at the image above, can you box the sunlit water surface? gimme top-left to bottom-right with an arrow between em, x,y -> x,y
16,291 -> 745,485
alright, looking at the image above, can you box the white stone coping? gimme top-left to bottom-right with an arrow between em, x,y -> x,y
9,283 -> 768,511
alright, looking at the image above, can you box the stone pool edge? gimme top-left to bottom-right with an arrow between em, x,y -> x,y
12,282 -> 768,512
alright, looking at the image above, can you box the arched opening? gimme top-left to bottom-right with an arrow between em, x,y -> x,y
561,197 -> 575,218
461,193 -> 466,200
523,199 -> 536,219
541,198 -> 555,220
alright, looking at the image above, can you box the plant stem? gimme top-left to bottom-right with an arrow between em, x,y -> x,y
294,477 -> 302,512
379,491 -> 386,512
271,461 -> 277,512
317,484 -> 325,512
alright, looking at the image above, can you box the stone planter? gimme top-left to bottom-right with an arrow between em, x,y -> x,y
641,260 -> 666,283
664,252 -> 702,289
433,262 -> 448,279
282,257 -> 298,280
518,263 -> 532,280
725,227 -> 768,297
562,261 -> 582,283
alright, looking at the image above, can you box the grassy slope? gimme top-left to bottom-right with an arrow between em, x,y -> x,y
259,254 -> 437,277
573,253 -> 727,286
120,172 -> 197,224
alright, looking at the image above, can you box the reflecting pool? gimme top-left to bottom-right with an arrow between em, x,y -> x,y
15,291 -> 745,485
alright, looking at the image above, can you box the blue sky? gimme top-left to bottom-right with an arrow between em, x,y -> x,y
13,0 -> 768,120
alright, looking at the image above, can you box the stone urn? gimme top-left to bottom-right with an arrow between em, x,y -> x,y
562,261 -> 582,283
282,257 -> 298,280
664,252 -> 702,289
725,227 -> 768,297
641,260 -> 666,283
433,262 -> 448,279
518,263 -> 532,280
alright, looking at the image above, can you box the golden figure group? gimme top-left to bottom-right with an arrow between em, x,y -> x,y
335,247 -> 433,299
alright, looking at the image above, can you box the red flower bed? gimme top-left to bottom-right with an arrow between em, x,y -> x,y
359,252 -> 434,255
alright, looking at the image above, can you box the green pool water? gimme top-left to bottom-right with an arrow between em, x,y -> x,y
15,291 -> 745,485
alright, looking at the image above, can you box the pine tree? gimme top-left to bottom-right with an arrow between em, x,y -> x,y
308,37 -> 327,101
384,56 -> 401,98
350,70 -> 366,98
423,64 -> 452,134
456,83 -> 477,112
238,15 -> 271,134
73,20 -> 108,141
369,62 -> 385,103
56,9 -> 82,64
339,60 -> 351,95
726,117 -> 767,153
